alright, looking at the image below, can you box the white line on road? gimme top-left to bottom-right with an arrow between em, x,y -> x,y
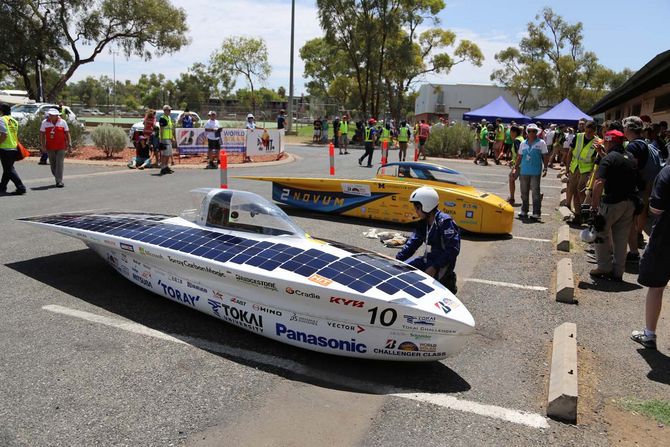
513,236 -> 551,242
42,304 -> 549,430
463,278 -> 548,291
393,392 -> 549,429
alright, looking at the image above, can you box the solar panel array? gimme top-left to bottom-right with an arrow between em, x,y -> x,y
24,214 -> 433,298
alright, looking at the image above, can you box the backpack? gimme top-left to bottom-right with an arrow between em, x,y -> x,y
639,140 -> 662,183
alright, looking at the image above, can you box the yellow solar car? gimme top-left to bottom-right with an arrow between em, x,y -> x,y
239,162 -> 514,234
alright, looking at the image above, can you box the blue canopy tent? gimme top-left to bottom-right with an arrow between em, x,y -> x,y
462,96 -> 532,124
533,98 -> 592,126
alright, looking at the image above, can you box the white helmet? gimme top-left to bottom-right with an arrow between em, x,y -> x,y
580,227 -> 597,243
409,186 -> 439,213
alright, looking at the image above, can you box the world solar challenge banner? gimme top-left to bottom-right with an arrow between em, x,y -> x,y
246,129 -> 285,157
176,128 -> 247,155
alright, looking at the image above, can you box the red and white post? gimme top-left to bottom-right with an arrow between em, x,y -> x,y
329,142 -> 335,176
219,150 -> 228,189
381,140 -> 388,166
413,135 -> 420,162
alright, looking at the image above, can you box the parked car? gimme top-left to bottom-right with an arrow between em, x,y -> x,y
11,102 -> 77,124
128,110 -> 202,140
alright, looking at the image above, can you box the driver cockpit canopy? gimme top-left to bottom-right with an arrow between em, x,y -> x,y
182,188 -> 306,237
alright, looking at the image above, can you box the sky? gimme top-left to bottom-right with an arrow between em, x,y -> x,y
70,0 -> 670,95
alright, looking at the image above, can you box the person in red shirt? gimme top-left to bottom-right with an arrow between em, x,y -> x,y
418,120 -> 430,160
39,109 -> 71,187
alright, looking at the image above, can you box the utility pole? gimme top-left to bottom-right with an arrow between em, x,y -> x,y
37,59 -> 44,102
112,50 -> 117,124
286,0 -> 295,134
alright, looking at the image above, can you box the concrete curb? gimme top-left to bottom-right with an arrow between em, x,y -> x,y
556,258 -> 575,303
559,192 -> 567,207
547,322 -> 578,423
561,186 -> 567,194
557,225 -> 570,252
558,206 -> 573,221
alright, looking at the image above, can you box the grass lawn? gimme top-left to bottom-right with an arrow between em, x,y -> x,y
621,398 -> 670,425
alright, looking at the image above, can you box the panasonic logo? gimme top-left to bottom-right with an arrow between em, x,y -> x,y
275,323 -> 366,353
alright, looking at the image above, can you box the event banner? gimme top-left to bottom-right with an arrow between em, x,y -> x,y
245,129 -> 285,157
176,128 -> 247,155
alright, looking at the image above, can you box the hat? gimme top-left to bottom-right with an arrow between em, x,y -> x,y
247,113 -> 254,119
47,108 -> 60,116
526,123 -> 540,132
163,105 -> 171,111
208,110 -> 216,116
481,119 -> 487,123
604,130 -> 625,142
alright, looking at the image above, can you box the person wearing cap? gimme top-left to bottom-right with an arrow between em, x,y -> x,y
157,105 -> 175,175
339,114 -> 350,155
512,123 -> 549,219
589,130 -> 638,281
204,111 -> 221,169
127,135 -> 152,170
246,113 -> 256,130
39,108 -> 71,187
277,109 -> 286,130
396,186 -> 461,294
0,104 -> 26,195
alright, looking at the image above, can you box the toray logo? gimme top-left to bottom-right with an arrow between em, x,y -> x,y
330,297 -> 364,308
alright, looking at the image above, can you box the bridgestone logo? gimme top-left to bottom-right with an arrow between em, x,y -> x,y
235,274 -> 277,291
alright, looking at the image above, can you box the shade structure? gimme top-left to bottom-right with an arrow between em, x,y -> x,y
462,96 -> 532,124
533,98 -> 592,126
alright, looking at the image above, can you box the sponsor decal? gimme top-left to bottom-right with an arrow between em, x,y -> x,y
141,270 -> 151,279
289,312 -> 318,326
230,297 -> 247,307
465,210 -> 474,219
132,272 -> 152,288
285,287 -> 320,300
118,265 -> 129,276
419,343 -> 437,352
235,274 -> 277,291
252,303 -> 282,316
139,246 -> 163,259
342,183 -> 372,197
169,275 -> 184,284
75,232 -> 89,240
275,323 -> 366,353
444,201 -> 456,207
103,239 -> 116,247
187,281 -> 208,294
397,341 -> 419,352
120,243 -> 134,252
326,321 -> 365,333
107,254 -> 117,266
330,297 -> 364,308
208,300 -> 263,333
212,289 -> 225,300
156,279 -> 199,307
167,256 -> 226,278
434,301 -> 451,315
308,273 -> 332,286
374,339 -> 421,357
403,315 -> 436,326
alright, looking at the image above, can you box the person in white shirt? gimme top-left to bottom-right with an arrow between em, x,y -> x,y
246,113 -> 256,130
204,111 -> 221,169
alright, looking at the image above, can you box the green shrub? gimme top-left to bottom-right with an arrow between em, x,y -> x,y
425,124 -> 476,158
91,124 -> 129,158
17,115 -> 85,153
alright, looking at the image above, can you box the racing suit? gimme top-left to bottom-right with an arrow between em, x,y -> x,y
396,211 -> 461,294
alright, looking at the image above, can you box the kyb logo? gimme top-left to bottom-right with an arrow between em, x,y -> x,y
330,297 -> 364,308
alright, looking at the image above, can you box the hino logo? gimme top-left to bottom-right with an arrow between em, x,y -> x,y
330,297 -> 364,308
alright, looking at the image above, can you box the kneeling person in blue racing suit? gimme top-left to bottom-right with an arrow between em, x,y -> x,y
396,186 -> 461,294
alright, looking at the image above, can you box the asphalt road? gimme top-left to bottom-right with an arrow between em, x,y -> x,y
0,145 -> 666,446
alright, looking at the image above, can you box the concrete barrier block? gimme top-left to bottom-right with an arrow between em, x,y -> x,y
557,225 -> 570,252
556,258 -> 574,303
547,322 -> 578,423
559,192 -> 568,207
561,186 -> 567,193
556,172 -> 563,178
561,176 -> 569,183
558,206 -> 573,221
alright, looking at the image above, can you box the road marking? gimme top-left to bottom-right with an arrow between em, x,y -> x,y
392,392 -> 549,429
464,278 -> 548,291
43,304 -> 549,430
513,236 -> 551,242
23,168 -> 137,185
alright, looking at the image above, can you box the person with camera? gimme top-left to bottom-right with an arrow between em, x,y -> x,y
589,130 -> 639,281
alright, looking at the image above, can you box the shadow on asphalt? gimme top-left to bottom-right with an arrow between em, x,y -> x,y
30,185 -> 58,191
637,349 -> 670,385
577,280 -> 643,292
7,249 -> 471,396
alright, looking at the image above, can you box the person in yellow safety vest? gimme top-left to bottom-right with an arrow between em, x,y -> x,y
493,118 -> 505,164
506,125 -> 524,205
0,104 -> 26,194
339,114 -> 350,155
359,118 -> 378,167
565,120 -> 602,224
381,123 -> 391,148
398,121 -> 411,161
158,105 -> 175,175
583,121 -> 618,207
